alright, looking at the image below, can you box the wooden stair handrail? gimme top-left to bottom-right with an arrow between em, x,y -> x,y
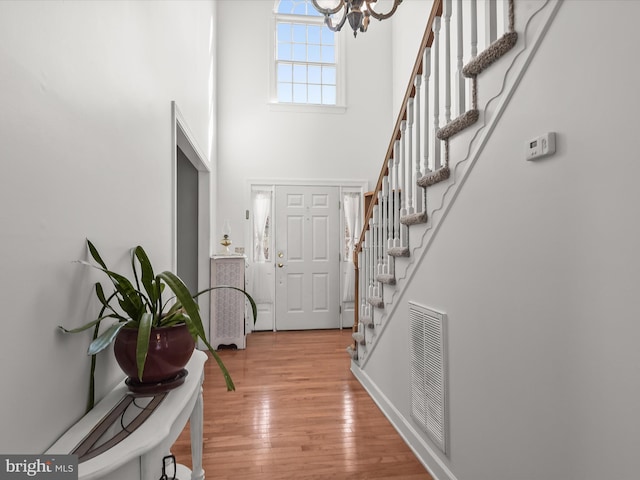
351,0 -> 443,340
354,0 -> 443,259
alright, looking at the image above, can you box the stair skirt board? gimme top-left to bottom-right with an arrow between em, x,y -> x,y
462,31 -> 519,78
400,211 -> 429,226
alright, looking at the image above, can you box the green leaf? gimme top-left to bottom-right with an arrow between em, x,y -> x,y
165,299 -> 184,317
135,313 -> 153,381
86,239 -> 108,270
134,246 -> 157,308
87,320 -> 132,355
95,282 -> 108,306
201,334 -> 236,391
77,258 -> 147,320
158,271 -> 207,339
159,272 -> 238,391
161,312 -> 189,327
58,314 -> 120,334
86,321 -> 101,413
194,285 -> 258,325
130,247 -> 143,295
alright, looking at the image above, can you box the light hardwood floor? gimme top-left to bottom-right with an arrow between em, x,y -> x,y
173,329 -> 432,480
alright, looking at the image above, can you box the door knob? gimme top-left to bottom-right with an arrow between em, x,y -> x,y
278,263 -> 284,268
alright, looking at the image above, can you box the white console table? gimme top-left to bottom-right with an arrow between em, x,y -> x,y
47,350 -> 207,480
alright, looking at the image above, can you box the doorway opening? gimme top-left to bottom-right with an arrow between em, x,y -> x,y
172,102 -> 212,328
246,179 -> 366,332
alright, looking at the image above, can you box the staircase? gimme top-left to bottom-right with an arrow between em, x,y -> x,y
347,0 -> 561,365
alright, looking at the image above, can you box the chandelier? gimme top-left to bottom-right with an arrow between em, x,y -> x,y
311,0 -> 403,37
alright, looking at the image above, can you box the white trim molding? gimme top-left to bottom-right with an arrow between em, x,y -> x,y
351,364 -> 458,480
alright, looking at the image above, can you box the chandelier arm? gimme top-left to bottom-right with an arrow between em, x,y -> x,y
310,0 -> 345,16
365,0 -> 403,21
324,9 -> 349,32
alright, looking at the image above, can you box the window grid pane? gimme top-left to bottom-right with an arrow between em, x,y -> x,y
275,1 -> 337,106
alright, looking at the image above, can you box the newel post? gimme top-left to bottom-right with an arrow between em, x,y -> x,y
353,246 -> 359,348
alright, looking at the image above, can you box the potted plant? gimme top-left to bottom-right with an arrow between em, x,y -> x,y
59,239 -> 256,411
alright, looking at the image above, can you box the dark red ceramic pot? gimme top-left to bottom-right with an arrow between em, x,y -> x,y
113,323 -> 195,385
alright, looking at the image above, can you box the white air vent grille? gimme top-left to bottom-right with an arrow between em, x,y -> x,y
409,302 -> 447,454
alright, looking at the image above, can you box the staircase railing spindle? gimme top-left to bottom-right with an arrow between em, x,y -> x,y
443,0 -> 452,125
353,0 -> 443,333
432,15 -> 442,170
381,175 -> 389,274
455,0 -> 465,117
406,98 -> 415,216
414,75 -> 424,214
393,140 -> 401,247
423,47 -> 431,174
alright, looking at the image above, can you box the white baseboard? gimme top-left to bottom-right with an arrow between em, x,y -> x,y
351,363 -> 458,480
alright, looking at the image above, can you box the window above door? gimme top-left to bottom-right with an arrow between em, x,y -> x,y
270,0 -> 346,113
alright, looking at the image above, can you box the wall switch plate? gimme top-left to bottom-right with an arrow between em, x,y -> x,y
527,132 -> 556,160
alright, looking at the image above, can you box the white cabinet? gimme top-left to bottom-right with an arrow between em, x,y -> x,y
210,256 -> 246,349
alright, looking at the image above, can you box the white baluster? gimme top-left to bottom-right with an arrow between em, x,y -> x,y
443,0 -> 452,125
359,243 -> 365,311
414,74 -> 423,214
469,0 -> 478,107
501,0 -> 510,35
423,47 -> 431,174
399,120 -> 407,217
367,223 -> 374,299
432,16 -> 441,170
470,0 -> 477,58
371,204 -> 378,296
381,175 -> 389,274
387,157 -> 395,249
358,250 -> 363,318
455,0 -> 465,117
406,98 -> 414,215
374,198 -> 382,277
486,0 -> 497,46
363,238 -> 370,318
393,140 -> 401,247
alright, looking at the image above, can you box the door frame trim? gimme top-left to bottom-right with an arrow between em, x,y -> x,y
246,178 -> 368,332
171,101 -> 212,329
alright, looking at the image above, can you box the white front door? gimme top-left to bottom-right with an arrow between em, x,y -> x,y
274,185 -> 340,330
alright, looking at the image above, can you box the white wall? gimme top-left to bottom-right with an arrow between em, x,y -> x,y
215,1 -> 395,251
391,0 -> 433,115
363,1 -> 640,479
0,0 -> 216,453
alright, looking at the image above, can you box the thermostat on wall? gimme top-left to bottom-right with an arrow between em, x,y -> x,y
527,132 -> 556,160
